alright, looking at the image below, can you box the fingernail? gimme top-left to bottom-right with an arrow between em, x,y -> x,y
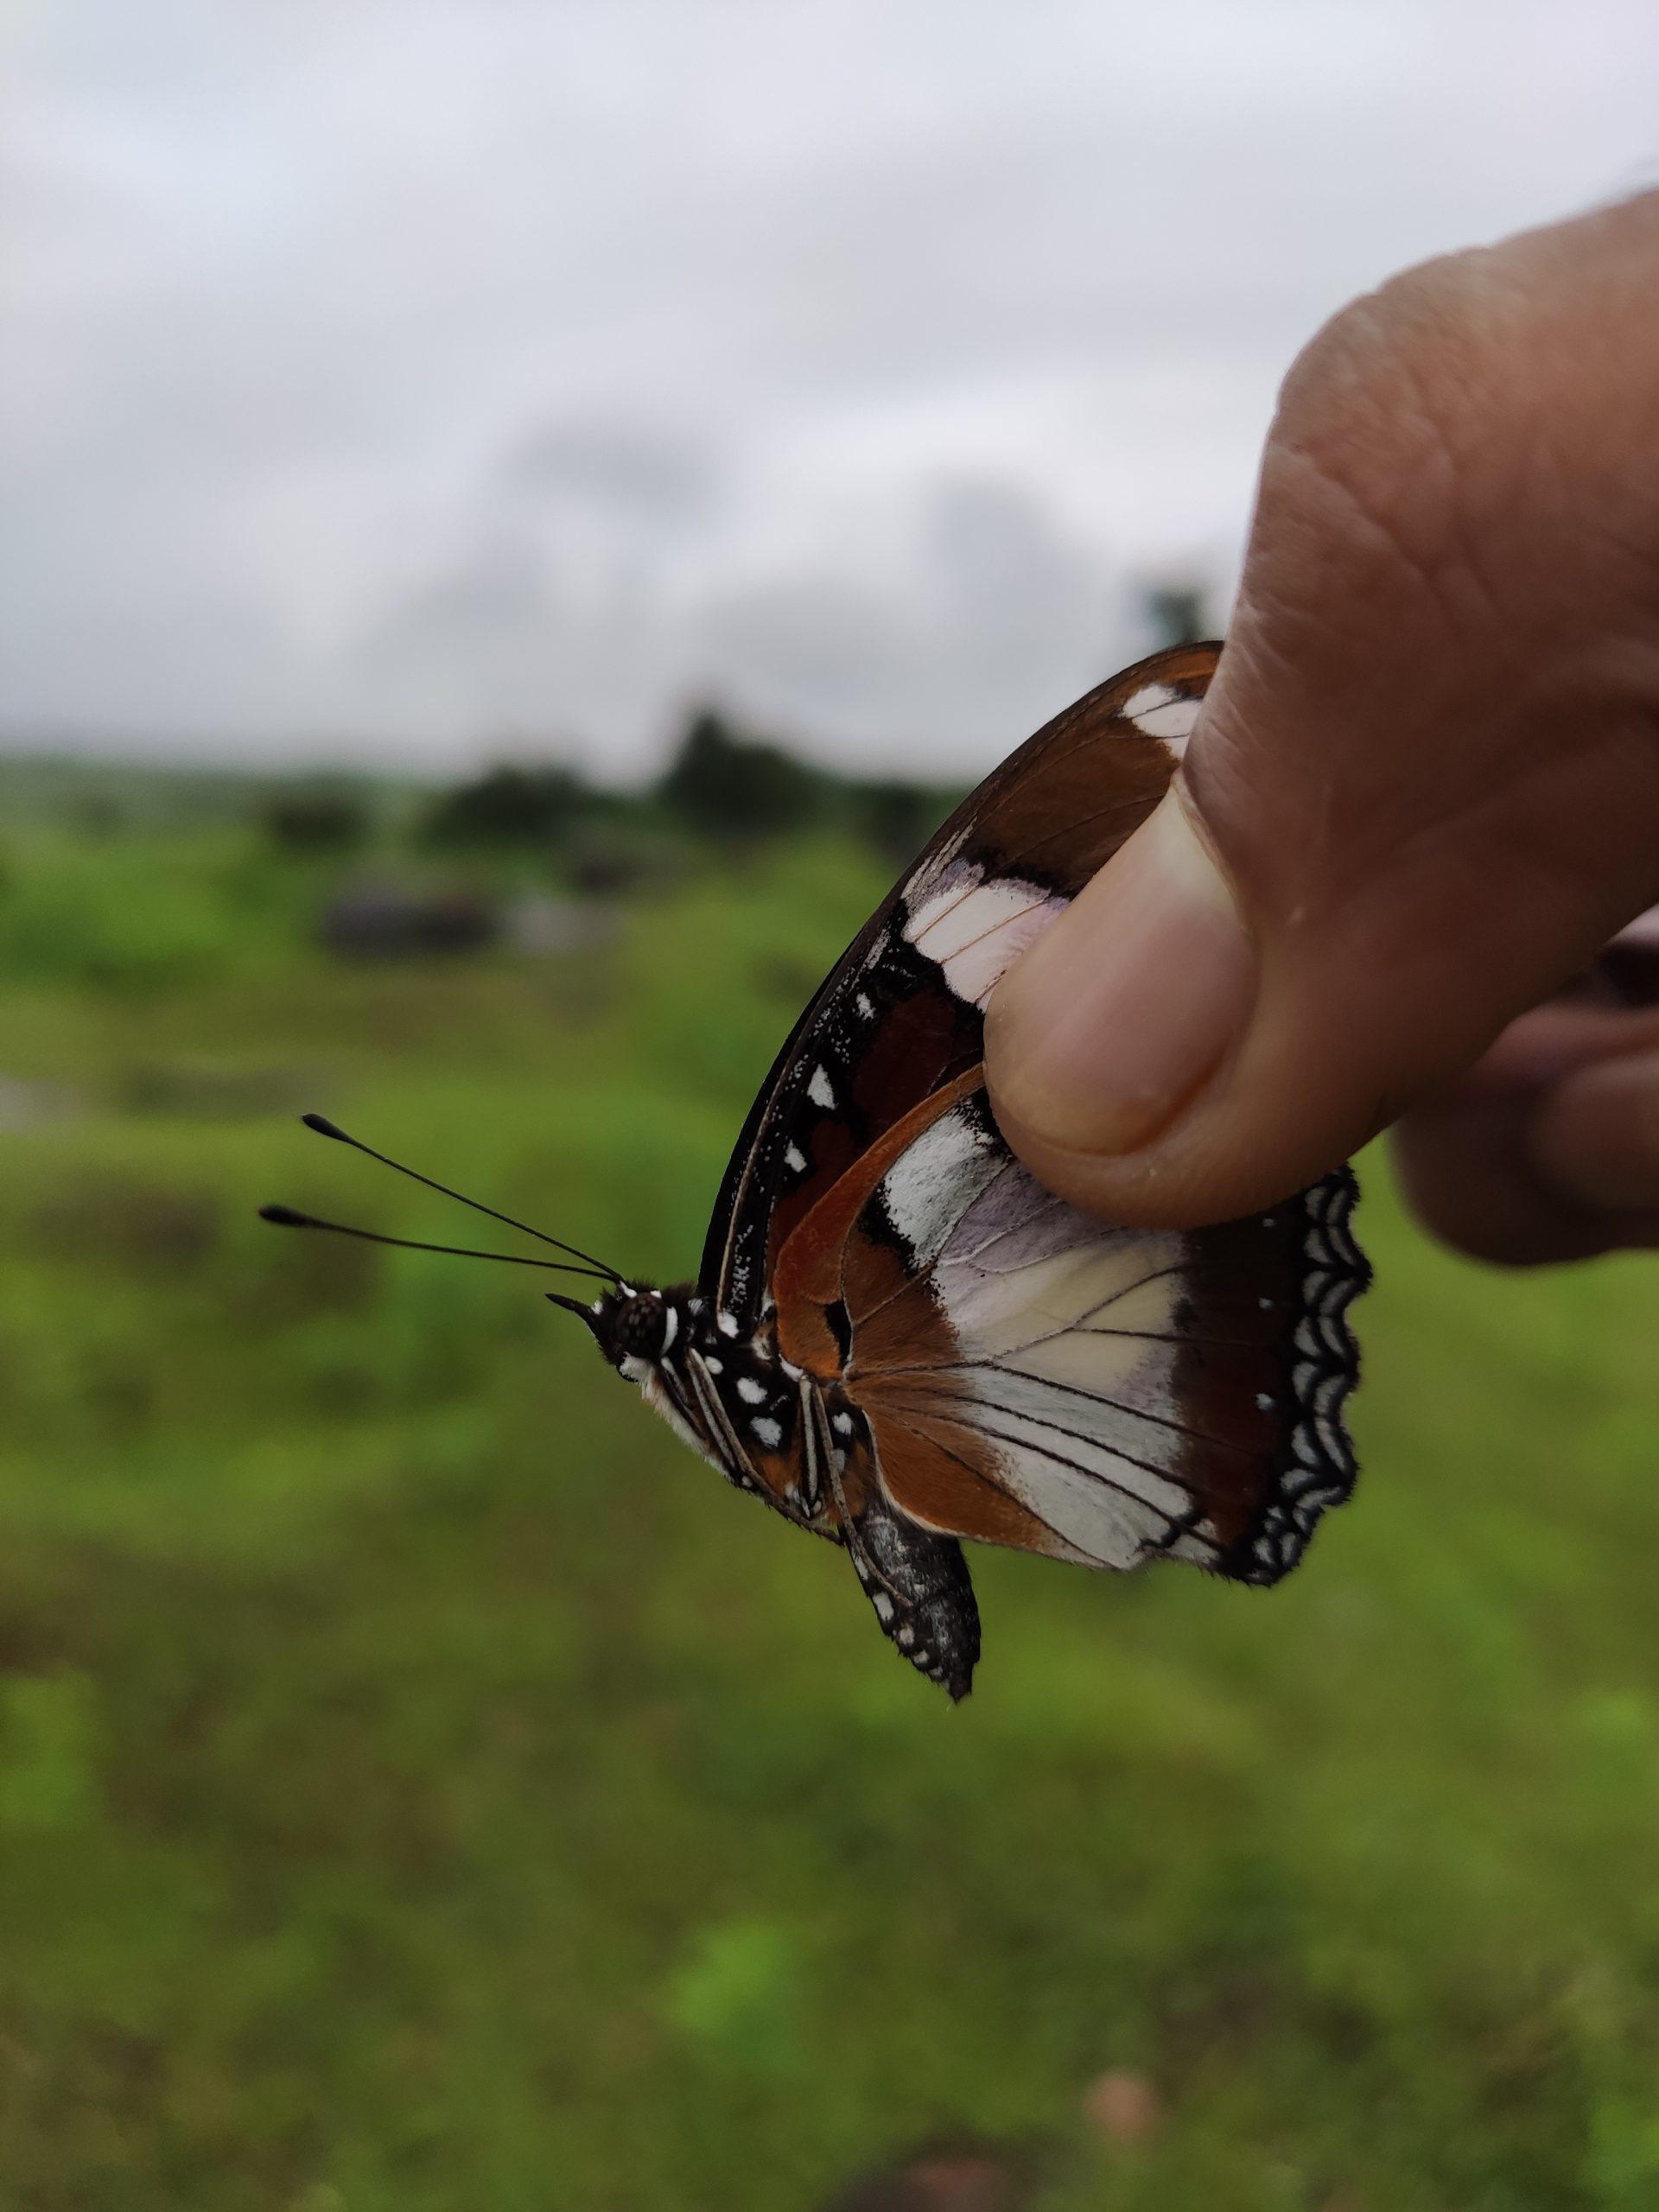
985,789 -> 1255,1156
1528,1047 -> 1659,1210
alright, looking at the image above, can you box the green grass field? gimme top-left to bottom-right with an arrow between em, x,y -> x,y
1,829 -> 1656,2210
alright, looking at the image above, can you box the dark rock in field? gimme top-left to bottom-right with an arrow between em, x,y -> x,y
319,883 -> 498,960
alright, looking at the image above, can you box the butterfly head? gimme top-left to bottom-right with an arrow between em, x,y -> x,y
575,1281 -> 718,1380
573,1283 -> 764,1491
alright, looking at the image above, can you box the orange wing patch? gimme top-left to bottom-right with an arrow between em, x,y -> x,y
771,1066 -> 983,1374
771,1063 -> 1081,1562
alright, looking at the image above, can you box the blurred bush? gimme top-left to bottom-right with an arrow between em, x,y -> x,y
418,764 -> 595,849
258,785 -> 372,855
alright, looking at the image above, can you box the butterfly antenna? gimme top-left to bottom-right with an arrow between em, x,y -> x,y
297,1113 -> 620,1281
257,1204 -> 611,1281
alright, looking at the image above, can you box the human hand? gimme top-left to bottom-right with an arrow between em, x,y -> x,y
985,191 -> 1659,1264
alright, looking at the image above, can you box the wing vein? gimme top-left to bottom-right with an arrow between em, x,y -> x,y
881,1359 -> 1255,1456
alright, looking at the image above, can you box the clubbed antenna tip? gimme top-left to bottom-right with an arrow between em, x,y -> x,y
302,1113 -> 349,1141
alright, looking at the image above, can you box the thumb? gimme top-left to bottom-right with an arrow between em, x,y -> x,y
986,192 -> 1659,1228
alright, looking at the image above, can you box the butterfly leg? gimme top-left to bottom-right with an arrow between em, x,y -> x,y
838,1482 -> 981,1702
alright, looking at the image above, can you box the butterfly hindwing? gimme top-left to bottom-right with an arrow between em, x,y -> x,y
770,1070 -> 1365,1589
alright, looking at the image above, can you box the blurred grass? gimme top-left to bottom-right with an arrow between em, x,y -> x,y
1,831 -> 1657,2210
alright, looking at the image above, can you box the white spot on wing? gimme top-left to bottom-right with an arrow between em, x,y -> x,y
785,1144 -> 807,1173
1124,683 -> 1201,747
904,863 -> 1066,1007
910,1160 -> 1194,1567
751,1415 -> 783,1449
736,1376 -> 766,1404
880,1103 -> 1001,1268
855,992 -> 874,1018
808,1065 -> 836,1109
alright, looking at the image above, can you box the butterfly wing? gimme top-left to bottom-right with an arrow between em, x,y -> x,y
701,642 -> 1221,1328
776,1077 -> 1365,1591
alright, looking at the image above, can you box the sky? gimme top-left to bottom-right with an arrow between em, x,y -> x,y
5,0 -> 1658,781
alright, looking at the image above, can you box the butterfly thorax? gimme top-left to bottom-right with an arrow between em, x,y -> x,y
588,1282 -> 839,1529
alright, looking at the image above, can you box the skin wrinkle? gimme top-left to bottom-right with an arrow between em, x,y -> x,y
1271,244 -> 1659,677
1185,353 -> 1659,969
1281,353 -> 1491,610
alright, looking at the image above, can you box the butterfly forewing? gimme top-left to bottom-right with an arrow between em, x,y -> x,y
701,643 -> 1220,1326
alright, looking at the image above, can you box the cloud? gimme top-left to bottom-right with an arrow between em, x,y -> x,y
691,477 -> 1128,772
3,0 -> 1658,770
500,420 -> 722,524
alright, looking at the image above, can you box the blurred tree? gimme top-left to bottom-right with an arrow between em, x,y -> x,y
420,764 -> 591,849
260,786 -> 371,855
660,709 -> 821,841
1141,579 -> 1215,649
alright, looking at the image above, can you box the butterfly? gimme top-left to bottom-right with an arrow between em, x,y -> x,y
265,644 -> 1368,1701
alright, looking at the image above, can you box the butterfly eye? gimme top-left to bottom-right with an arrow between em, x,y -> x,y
608,1293 -> 673,1364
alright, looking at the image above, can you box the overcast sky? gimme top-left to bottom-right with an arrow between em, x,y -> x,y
5,1 -> 1657,779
